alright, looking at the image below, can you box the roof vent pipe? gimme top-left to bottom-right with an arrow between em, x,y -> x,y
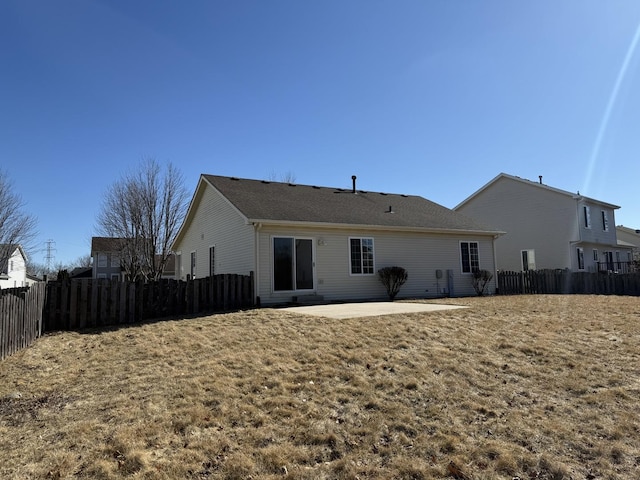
352,175 -> 357,193
539,175 -> 543,184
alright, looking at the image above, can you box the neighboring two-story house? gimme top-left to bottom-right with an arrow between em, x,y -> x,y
91,236 -> 176,281
0,244 -> 28,289
91,237 -> 124,280
455,173 -> 633,273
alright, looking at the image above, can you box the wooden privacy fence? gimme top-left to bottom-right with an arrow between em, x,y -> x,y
1,283 -> 46,360
497,270 -> 640,296
44,273 -> 254,331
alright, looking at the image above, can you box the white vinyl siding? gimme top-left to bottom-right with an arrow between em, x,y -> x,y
455,176 -> 620,272
255,226 -> 497,304
0,247 -> 28,288
581,204 -> 618,246
172,183 -> 255,280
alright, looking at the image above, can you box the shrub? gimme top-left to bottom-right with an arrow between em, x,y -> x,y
471,269 -> 493,296
377,266 -> 408,301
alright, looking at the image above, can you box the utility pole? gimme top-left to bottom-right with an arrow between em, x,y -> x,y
44,239 -> 56,273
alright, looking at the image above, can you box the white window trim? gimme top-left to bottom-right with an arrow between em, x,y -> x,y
577,247 -> 585,270
348,237 -> 375,276
97,253 -> 107,268
601,210 -> 609,232
175,252 -> 182,278
460,241 -> 480,274
271,236 -> 316,292
190,251 -> 197,279
583,206 -> 591,229
521,249 -> 536,271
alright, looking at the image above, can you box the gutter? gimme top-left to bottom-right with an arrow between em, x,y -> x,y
246,218 -> 505,237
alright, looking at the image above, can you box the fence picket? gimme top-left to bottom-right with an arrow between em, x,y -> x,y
0,284 -> 46,360
498,270 -> 640,297
2,275 -> 254,344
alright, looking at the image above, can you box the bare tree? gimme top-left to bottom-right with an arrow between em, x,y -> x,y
0,169 -> 37,265
97,159 -> 189,281
267,170 -> 297,183
72,254 -> 92,269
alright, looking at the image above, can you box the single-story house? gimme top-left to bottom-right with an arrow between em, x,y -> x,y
172,174 -> 503,305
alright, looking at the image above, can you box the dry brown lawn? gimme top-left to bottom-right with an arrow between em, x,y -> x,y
1,295 -> 639,479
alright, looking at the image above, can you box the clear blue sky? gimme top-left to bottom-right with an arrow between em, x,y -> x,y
2,0 -> 640,267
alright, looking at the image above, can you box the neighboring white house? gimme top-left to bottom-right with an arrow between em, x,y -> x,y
171,174 -> 504,305
616,226 -> 640,263
0,244 -> 28,289
454,173 -> 633,273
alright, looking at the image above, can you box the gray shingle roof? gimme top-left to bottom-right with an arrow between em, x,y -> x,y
202,175 -> 499,233
91,237 -> 125,253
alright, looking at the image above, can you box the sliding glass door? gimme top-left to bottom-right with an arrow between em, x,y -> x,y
273,237 -> 314,291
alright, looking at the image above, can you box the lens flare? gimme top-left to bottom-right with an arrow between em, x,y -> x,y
584,21 -> 640,194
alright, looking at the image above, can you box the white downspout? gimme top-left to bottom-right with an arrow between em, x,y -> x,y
254,223 -> 262,304
493,234 -> 499,294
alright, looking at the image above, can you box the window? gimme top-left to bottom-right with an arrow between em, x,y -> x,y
190,251 -> 196,279
603,251 -> 614,271
593,249 -> 598,262
350,238 -> 374,275
98,253 -> 107,268
273,237 -> 314,290
583,206 -> 591,228
97,273 -> 107,279
175,252 -> 182,278
110,274 -> 120,281
460,241 -> 480,273
521,249 -> 536,271
9,260 -> 13,272
209,246 -> 215,276
601,211 -> 609,231
577,247 -> 584,270
111,254 -> 120,268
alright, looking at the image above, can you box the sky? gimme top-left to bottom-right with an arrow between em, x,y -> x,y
2,0 -> 640,268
